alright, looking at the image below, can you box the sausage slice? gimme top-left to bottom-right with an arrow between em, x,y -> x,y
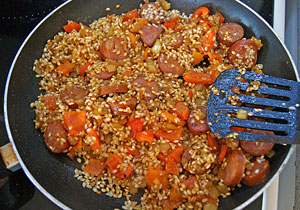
94,71 -> 116,80
140,2 -> 166,24
140,24 -> 163,47
158,54 -> 185,76
44,121 -> 69,153
181,149 -> 208,175
108,98 -> 137,116
217,23 -> 244,46
100,37 -> 128,60
60,87 -> 86,108
132,75 -> 160,101
223,150 -> 246,186
228,39 -> 258,69
187,107 -> 209,135
242,159 -> 270,186
99,84 -> 128,96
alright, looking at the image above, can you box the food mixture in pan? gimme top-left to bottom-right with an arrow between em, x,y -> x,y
31,1 -> 275,209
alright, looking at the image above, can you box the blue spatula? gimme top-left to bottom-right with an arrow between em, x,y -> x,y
206,68 -> 300,144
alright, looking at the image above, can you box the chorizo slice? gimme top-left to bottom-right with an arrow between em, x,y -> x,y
228,39 -> 258,69
242,159 -> 270,186
108,98 -> 137,116
223,150 -> 246,186
158,54 -> 185,76
94,71 -> 116,80
132,75 -> 160,101
187,107 -> 209,135
140,2 -> 166,24
99,84 -> 128,96
140,24 -> 163,47
100,37 -> 128,60
60,86 -> 86,108
240,129 -> 274,156
217,23 -> 244,46
44,121 -> 69,153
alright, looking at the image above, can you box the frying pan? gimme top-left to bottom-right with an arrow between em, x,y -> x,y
4,0 -> 298,209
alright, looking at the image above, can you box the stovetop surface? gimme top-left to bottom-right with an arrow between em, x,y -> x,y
0,0 -> 273,209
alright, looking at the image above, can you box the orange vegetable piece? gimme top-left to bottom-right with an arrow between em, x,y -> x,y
166,157 -> 179,175
83,158 -> 106,177
168,147 -> 184,163
136,129 -> 154,143
157,152 -> 167,162
217,145 -> 228,164
188,89 -> 193,97
207,52 -> 222,63
116,165 -> 134,180
130,18 -> 148,33
183,71 -> 213,84
63,111 -> 86,136
154,128 -> 182,142
207,134 -> 219,152
145,169 -> 168,189
191,7 -> 210,19
122,70 -> 133,76
63,21 -> 81,33
128,33 -> 137,47
215,12 -> 225,24
170,185 -> 182,201
126,117 -> 143,139
193,51 -> 204,65
78,62 -> 92,76
160,111 -> 185,126
173,102 -> 189,120
43,96 -> 56,111
55,62 -> 75,75
163,17 -> 178,28
86,128 -> 101,153
162,199 -> 183,210
105,154 -> 122,173
231,126 -> 245,132
123,145 -> 140,156
211,68 -> 221,82
200,29 -> 216,53
68,139 -> 82,159
143,47 -> 149,59
124,9 -> 138,21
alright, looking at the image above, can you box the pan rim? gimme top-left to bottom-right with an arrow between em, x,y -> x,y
3,0 -> 298,209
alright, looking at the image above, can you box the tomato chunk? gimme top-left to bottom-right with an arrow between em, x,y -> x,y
217,145 -> 228,164
43,96 -> 56,110
191,7 -> 210,19
63,111 -> 86,136
126,117 -> 143,138
63,21 -> 81,32
83,158 -> 105,177
160,111 -> 185,126
105,154 -> 122,173
163,17 -> 178,28
183,71 -> 213,84
86,128 -> 101,153
145,169 -> 168,189
55,62 -> 75,75
173,102 -> 189,120
123,9 -> 138,21
154,128 -> 182,142
78,62 -> 92,76
136,129 -> 154,143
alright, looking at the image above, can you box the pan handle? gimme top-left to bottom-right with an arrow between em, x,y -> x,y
0,143 -> 20,172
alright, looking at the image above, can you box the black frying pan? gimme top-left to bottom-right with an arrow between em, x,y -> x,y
4,0 -> 298,209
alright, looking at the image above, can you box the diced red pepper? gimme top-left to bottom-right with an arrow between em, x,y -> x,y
123,145 -> 140,156
145,169 -> 169,189
163,17 -> 178,28
86,128 -> 101,153
160,111 -> 185,126
105,154 -> 122,173
123,9 -> 138,21
188,89 -> 193,97
63,111 -> 86,136
154,128 -> 182,142
170,185 -> 182,201
173,102 -> 189,120
78,62 -> 92,76
183,176 -> 198,189
63,21 -> 81,33
116,165 -> 134,180
207,52 -> 222,63
200,29 -> 216,53
157,152 -> 168,162
43,96 -> 56,111
183,71 -> 213,84
168,147 -> 184,163
83,158 -> 106,177
55,62 -> 75,75
126,117 -> 143,139
217,145 -> 228,164
166,157 -> 179,175
191,7 -> 210,19
136,129 -> 154,143
215,12 -> 225,24
231,126 -> 245,132
68,138 -> 82,159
